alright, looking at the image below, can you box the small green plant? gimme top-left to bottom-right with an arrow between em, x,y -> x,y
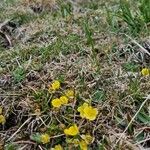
83,20 -> 95,50
13,67 -> 26,83
137,110 -> 150,125
119,0 -> 144,33
139,0 -> 150,23
5,143 -> 17,150
107,0 -> 150,34
11,12 -> 36,25
92,90 -> 105,102
60,2 -> 73,18
106,8 -> 117,30
122,62 -> 139,72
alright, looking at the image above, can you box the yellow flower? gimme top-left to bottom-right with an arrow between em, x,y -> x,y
64,124 -> 79,136
141,68 -> 150,76
49,80 -> 60,91
65,90 -> 74,98
77,103 -> 98,121
51,98 -> 62,108
77,103 -> 89,118
40,133 -> 50,144
51,144 -> 63,150
79,140 -> 88,150
0,115 -> 5,124
0,107 -> 2,114
60,96 -> 68,105
81,134 -> 93,144
84,106 -> 98,121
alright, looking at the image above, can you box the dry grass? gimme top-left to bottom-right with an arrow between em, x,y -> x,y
0,0 -> 150,150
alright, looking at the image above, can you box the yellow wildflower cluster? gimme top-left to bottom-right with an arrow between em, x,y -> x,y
77,103 -> 98,121
51,98 -> 62,108
64,124 -> 79,136
49,80 -> 61,92
51,144 -> 63,150
51,96 -> 69,108
65,89 -> 74,98
67,134 -> 93,150
63,124 -> 94,150
60,96 -> 69,104
0,107 -> 5,125
50,82 -> 74,108
31,80 -> 98,149
79,140 -> 88,150
141,68 -> 150,76
40,133 -> 50,144
79,134 -> 93,150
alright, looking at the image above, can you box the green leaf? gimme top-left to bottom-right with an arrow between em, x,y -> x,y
137,112 -> 150,125
13,67 -> 26,83
61,2 -> 72,18
139,0 -> 150,23
114,116 -> 125,125
135,131 -> 145,142
5,143 -> 17,150
30,133 -> 41,143
122,62 -> 139,72
57,75 -> 65,83
92,90 -> 105,102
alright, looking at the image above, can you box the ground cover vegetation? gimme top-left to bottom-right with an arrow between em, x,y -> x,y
0,0 -> 150,149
